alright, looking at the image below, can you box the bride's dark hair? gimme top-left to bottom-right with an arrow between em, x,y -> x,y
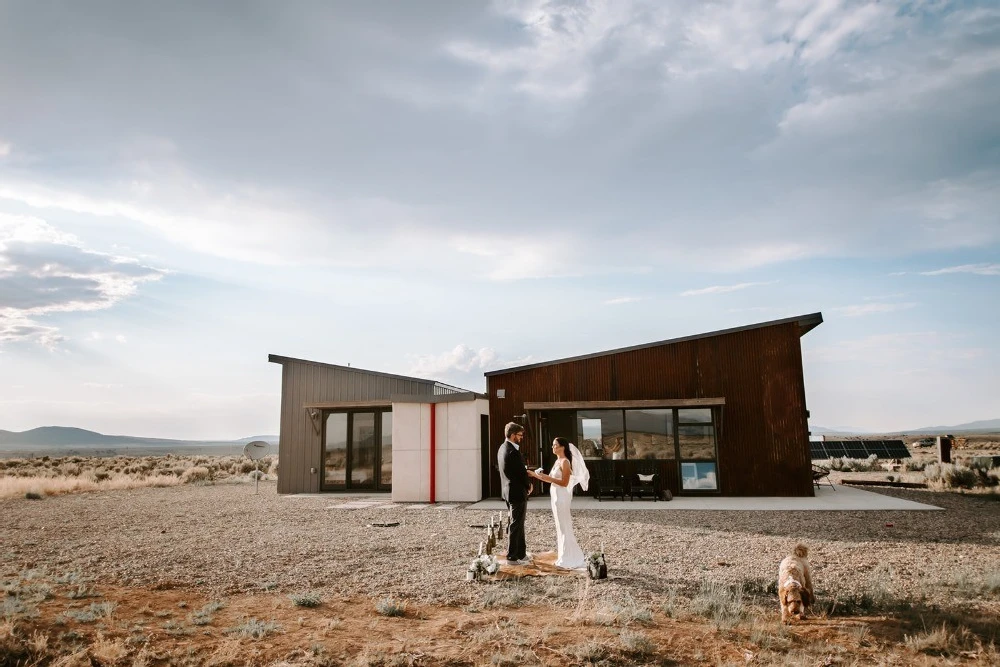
554,437 -> 572,465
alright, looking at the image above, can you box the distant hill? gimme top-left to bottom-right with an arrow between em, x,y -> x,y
907,418 -> 1000,434
810,418 -> 1000,437
809,425 -> 868,436
0,426 -> 278,449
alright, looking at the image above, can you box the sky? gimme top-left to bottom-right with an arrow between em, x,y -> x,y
0,0 -> 998,439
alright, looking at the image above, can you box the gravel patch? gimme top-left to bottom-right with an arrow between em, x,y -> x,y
3,482 -> 999,609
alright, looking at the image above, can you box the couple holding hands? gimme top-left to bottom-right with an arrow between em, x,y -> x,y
497,422 -> 590,569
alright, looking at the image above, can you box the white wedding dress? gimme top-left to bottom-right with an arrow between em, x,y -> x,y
550,460 -> 586,569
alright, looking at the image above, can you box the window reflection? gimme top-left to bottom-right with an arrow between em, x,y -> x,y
681,462 -> 718,490
576,410 -> 625,460
324,413 -> 348,487
625,409 -> 674,460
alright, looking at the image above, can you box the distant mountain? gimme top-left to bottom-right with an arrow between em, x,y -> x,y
809,425 -> 869,436
0,426 -> 278,448
905,418 -> 1000,435
809,418 -> 1000,437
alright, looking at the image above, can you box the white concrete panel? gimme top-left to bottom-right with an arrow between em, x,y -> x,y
419,403 -> 430,452
392,449 -> 429,502
434,450 -> 449,501
391,403 -> 423,452
445,449 -> 482,502
445,401 -> 478,451
435,403 -> 449,452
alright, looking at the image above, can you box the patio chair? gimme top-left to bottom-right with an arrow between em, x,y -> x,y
812,463 -> 835,491
629,463 -> 661,501
592,463 -> 626,501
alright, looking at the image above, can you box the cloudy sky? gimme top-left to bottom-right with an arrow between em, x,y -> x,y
1,0 -> 997,438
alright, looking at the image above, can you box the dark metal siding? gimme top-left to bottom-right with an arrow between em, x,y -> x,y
276,361 -> 438,494
486,322 -> 812,497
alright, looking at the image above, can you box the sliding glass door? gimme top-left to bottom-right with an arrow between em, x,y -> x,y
323,410 -> 392,492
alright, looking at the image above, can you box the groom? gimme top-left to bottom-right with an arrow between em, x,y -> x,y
498,422 -> 532,565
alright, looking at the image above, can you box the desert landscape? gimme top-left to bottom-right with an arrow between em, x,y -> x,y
2,444 -> 1000,666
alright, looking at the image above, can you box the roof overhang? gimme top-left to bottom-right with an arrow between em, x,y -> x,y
524,398 -> 725,411
485,312 -> 823,377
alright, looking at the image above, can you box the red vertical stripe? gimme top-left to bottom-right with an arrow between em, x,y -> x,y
430,402 -> 436,504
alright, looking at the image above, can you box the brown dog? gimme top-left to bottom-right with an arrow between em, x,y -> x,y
778,544 -> 813,622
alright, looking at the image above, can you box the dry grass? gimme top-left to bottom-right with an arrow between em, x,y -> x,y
0,454 -> 278,499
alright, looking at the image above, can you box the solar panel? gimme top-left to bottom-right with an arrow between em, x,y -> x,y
883,440 -> 911,459
809,442 -> 828,460
865,441 -> 891,458
822,441 -> 847,458
843,442 -> 869,459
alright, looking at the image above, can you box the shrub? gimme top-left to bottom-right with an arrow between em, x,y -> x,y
24,492 -> 42,500
190,601 -> 225,626
905,623 -> 977,657
904,459 -> 926,472
289,591 -> 322,608
690,580 -> 747,628
375,597 -> 406,617
567,640 -> 609,664
619,629 -> 655,656
180,466 -> 211,483
225,617 -> 281,639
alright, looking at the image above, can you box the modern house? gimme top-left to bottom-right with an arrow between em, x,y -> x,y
269,312 -> 823,499
267,355 -> 487,501
483,313 -> 823,497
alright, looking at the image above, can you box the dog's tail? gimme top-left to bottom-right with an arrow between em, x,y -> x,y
793,544 -> 808,558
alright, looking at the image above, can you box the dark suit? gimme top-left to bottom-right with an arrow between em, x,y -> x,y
498,439 -> 530,561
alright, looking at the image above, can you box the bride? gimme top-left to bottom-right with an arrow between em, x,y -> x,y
528,437 -> 589,569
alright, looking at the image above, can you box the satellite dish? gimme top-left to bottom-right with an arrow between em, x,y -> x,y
243,441 -> 270,461
243,441 -> 270,495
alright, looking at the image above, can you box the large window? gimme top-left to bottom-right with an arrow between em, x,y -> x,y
380,412 -> 392,487
324,413 -> 348,487
568,406 -> 719,492
625,409 -> 674,460
678,408 -> 717,490
323,410 -> 392,491
576,410 -> 625,460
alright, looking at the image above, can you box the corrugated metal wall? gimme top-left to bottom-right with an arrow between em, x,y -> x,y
277,360 -> 438,494
486,322 -> 812,497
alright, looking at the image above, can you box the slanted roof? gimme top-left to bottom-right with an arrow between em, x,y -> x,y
484,312 -> 822,377
267,354 -> 470,394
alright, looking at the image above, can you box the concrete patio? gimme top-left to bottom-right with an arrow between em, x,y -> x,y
466,484 -> 942,511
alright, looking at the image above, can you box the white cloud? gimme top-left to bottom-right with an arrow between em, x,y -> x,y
0,141 -> 10,157
0,212 -> 163,346
920,263 -> 1000,276
680,281 -> 776,297
409,344 -> 498,377
603,296 -> 644,305
408,344 -> 534,379
832,302 -> 918,317
115,334 -> 127,344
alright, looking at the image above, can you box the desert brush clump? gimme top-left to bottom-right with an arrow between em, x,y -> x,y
374,596 -> 407,617
0,454 -> 280,498
828,454 -> 882,472
289,591 -> 322,607
225,617 -> 282,639
924,463 -> 980,489
690,579 -> 749,629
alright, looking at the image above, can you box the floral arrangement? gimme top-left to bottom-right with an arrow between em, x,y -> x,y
467,554 -> 500,580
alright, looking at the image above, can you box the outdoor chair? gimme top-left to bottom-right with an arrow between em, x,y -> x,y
592,463 -> 626,501
629,464 -> 662,501
812,463 -> 835,491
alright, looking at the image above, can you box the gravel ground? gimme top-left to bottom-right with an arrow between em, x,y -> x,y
3,481 -> 999,609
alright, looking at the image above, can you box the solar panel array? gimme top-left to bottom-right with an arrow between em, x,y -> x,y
810,440 -> 910,460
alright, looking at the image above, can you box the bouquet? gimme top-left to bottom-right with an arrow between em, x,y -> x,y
467,554 -> 500,581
